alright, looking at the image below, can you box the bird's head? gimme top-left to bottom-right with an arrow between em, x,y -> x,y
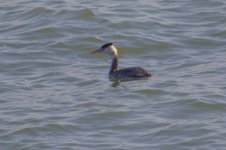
91,43 -> 118,56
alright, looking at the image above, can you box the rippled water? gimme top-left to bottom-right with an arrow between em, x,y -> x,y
1,0 -> 226,149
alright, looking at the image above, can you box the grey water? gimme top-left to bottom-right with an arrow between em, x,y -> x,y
1,0 -> 226,149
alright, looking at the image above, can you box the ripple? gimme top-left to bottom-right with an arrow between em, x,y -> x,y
76,8 -> 95,19
74,111 -> 132,132
35,27 -> 58,33
22,7 -> 54,18
192,100 -> 226,110
19,26 -> 63,40
50,42 -> 72,49
80,37 -> 102,43
186,37 -> 225,47
135,89 -> 168,95
4,123 -> 80,138
211,30 -> 226,38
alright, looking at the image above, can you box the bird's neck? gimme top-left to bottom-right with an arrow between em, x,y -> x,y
109,47 -> 119,73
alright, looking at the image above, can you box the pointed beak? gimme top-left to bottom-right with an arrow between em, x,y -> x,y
90,49 -> 101,54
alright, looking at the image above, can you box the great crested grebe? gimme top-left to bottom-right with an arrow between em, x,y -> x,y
91,43 -> 151,79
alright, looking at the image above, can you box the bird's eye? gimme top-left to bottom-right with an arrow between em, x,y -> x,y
100,47 -> 105,51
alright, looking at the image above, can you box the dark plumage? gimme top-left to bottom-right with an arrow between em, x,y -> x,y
110,67 -> 151,78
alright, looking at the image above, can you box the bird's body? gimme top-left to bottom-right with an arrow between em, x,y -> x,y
91,43 -> 151,79
110,67 -> 151,78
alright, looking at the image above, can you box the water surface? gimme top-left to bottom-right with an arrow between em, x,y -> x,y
1,0 -> 226,149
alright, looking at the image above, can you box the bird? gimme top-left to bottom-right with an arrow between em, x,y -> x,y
91,43 -> 151,79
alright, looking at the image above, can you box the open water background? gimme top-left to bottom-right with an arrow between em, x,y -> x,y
1,0 -> 226,149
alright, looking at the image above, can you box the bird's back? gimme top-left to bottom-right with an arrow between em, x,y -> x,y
110,67 -> 151,78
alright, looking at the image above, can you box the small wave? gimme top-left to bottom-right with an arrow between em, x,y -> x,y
164,98 -> 226,112
50,42 -> 72,49
17,26 -> 63,40
192,100 -> 226,110
35,27 -> 57,33
80,8 -> 95,17
210,30 -> 226,38
186,37 -> 224,47
4,123 -> 79,137
22,7 -> 54,18
136,89 -> 169,95
80,37 -> 102,43
75,8 -> 95,19
77,111 -> 129,123
109,21 -> 132,28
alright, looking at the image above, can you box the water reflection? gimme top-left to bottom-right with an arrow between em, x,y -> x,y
109,76 -> 150,87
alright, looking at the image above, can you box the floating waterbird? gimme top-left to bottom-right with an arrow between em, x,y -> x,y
91,43 -> 151,79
